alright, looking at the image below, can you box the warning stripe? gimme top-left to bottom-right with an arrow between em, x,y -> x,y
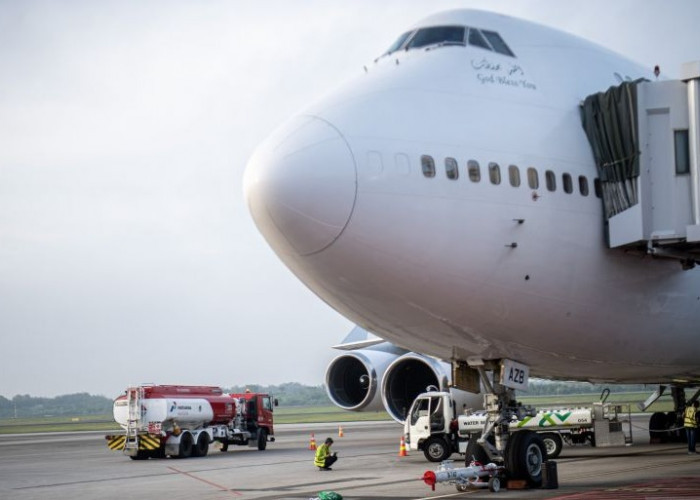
106,434 -> 161,451
138,434 -> 161,450
107,435 -> 126,450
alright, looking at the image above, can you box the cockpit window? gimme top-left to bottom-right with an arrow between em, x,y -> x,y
406,26 -> 466,50
481,30 -> 515,57
382,25 -> 515,58
467,28 -> 490,50
385,31 -> 414,55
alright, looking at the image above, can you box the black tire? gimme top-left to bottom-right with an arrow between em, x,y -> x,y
192,432 -> 209,457
129,450 -> 149,460
177,432 -> 193,459
465,437 -> 490,465
505,431 -> 546,487
423,436 -> 451,462
540,432 -> 563,459
257,429 -> 267,451
649,411 -> 670,443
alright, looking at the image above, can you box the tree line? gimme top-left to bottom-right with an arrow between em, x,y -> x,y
0,380 -> 649,418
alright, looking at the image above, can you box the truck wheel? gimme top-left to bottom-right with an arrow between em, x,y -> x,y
505,431 -> 545,487
257,429 -> 267,451
423,436 -> 451,462
465,438 -> 489,465
129,450 -> 149,460
540,432 -> 563,459
192,433 -> 209,457
177,432 -> 193,459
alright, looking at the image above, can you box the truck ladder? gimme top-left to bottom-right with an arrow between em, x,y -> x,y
124,387 -> 143,455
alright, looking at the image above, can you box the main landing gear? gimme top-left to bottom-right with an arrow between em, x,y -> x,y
463,358 -> 546,487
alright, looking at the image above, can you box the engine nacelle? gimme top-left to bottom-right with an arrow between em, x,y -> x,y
381,353 -> 451,423
325,343 -> 406,412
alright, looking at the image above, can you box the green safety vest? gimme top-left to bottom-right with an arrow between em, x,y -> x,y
314,443 -> 331,467
684,406 -> 697,428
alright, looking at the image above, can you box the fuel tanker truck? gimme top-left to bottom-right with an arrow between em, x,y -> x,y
105,384 -> 277,459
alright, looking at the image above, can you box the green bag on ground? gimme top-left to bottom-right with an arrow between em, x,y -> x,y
318,491 -> 342,500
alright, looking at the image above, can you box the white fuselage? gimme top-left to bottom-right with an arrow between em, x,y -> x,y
244,10 -> 700,384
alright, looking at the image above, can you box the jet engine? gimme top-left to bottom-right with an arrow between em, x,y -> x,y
325,343 -> 405,412
381,352 -> 452,422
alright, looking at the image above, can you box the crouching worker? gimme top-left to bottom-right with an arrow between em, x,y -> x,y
314,437 -> 338,471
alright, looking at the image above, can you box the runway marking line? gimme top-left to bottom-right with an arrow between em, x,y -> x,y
167,466 -> 242,496
550,476 -> 700,499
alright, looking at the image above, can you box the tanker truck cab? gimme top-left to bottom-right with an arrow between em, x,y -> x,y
230,392 -> 278,451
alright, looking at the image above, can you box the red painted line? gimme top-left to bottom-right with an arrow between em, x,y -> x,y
167,466 -> 242,496
550,476 -> 700,499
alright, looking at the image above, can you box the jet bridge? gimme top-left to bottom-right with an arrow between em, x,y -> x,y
581,61 -> 700,268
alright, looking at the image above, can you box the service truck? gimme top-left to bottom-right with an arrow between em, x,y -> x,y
105,384 -> 277,459
404,390 -> 632,462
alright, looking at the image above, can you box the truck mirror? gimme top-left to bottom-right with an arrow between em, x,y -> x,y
274,398 -> 279,407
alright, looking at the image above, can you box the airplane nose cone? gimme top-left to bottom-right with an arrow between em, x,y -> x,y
244,115 -> 357,256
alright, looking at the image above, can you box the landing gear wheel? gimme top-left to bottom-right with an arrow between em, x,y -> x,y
176,432 -> 193,459
465,437 -> 489,465
192,432 -> 209,457
540,432 -> 563,459
257,429 -> 267,451
423,436 -> 451,462
488,476 -> 501,492
649,411 -> 668,443
505,431 -> 545,487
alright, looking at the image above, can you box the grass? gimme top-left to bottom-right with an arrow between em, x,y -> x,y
0,392 -> 671,434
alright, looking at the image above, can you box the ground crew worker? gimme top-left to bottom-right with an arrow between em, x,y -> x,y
314,437 -> 338,470
684,400 -> 699,454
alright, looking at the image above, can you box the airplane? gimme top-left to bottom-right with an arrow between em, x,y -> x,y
243,8 -> 700,485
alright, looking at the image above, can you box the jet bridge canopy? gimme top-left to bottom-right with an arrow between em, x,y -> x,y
581,62 -> 700,267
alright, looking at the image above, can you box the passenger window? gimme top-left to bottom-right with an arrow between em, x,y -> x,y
545,170 -> 556,192
527,167 -> 539,189
579,176 -> 589,196
563,173 -> 573,194
468,160 -> 481,182
445,157 -> 459,180
489,162 -> 501,185
594,178 -> 602,198
508,165 -> 520,187
421,155 -> 436,178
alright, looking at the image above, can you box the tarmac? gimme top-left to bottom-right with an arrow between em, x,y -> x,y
1,417 -> 700,499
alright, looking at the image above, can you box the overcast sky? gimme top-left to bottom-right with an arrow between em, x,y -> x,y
1,0 -> 698,398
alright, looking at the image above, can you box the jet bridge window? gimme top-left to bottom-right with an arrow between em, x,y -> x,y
527,167 -> 539,189
468,160 -> 481,182
508,165 -> 521,187
489,162 -> 501,185
675,129 -> 690,174
421,155 -> 436,178
562,173 -> 573,194
406,26 -> 466,50
545,170 -> 556,191
445,157 -> 459,180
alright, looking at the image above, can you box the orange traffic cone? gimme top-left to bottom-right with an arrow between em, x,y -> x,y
309,433 -> 317,450
338,425 -> 344,437
399,435 -> 408,457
